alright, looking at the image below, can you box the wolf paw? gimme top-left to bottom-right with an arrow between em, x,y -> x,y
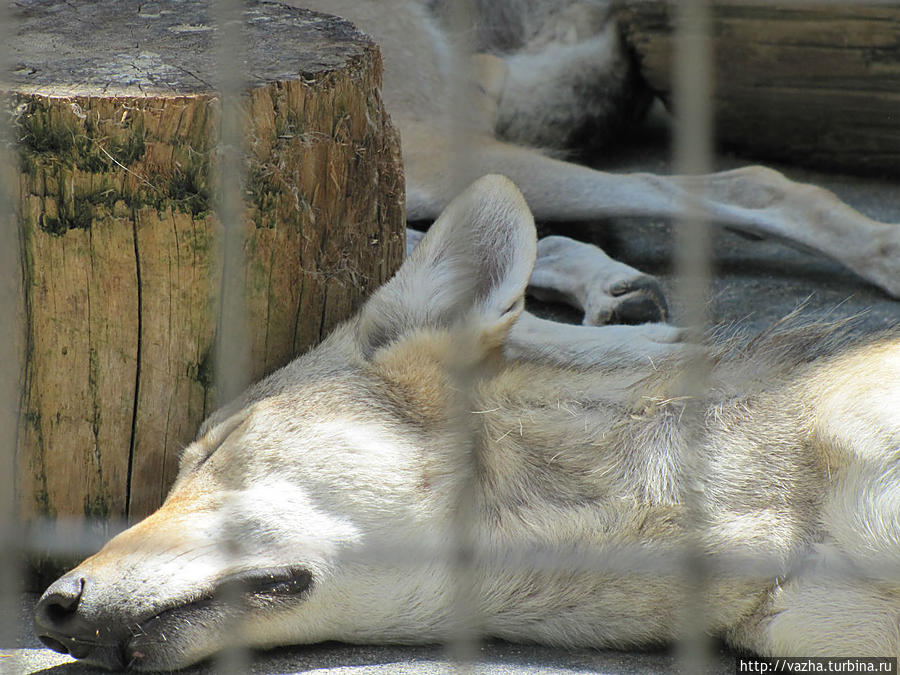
528,235 -> 668,325
583,273 -> 668,326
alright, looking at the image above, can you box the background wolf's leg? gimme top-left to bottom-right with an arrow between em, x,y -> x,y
495,24 -> 648,154
408,228 -> 666,326
404,133 -> 900,298
506,312 -> 689,367
529,235 -> 667,325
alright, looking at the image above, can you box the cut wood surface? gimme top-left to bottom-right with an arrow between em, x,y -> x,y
8,0 -> 404,582
619,1 -> 900,176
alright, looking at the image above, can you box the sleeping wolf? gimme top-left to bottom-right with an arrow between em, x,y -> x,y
284,0 -> 900,325
35,176 -> 900,669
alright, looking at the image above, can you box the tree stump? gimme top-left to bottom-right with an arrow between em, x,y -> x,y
9,0 -> 404,580
619,2 -> 900,176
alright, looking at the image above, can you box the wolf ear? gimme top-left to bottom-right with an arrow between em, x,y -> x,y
357,174 -> 537,359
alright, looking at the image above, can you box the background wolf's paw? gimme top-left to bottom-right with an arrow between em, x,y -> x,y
528,235 -> 668,325
583,273 -> 668,326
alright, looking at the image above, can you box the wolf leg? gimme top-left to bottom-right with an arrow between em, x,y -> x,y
506,312 -> 689,367
496,23 -> 646,153
409,228 -> 667,325
403,131 -> 900,298
726,550 -> 900,658
529,235 -> 667,325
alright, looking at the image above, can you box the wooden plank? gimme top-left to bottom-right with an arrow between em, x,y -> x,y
619,1 -> 900,176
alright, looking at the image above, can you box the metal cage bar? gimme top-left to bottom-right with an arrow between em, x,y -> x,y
212,0 -> 252,673
671,0 -> 715,671
1,0 -> 25,669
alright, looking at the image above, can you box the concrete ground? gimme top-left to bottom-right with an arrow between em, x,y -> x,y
6,110 -> 899,674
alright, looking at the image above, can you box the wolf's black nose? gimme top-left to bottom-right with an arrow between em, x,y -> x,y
34,573 -> 95,656
34,572 -> 128,668
36,573 -> 84,629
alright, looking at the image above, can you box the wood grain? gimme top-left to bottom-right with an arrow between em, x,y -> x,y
619,2 -> 900,176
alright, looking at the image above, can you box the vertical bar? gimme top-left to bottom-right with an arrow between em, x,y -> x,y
445,350 -> 481,675
213,0 -> 250,673
674,0 -> 714,294
671,0 -> 715,671
0,0 -> 25,666
443,1 -> 482,671
214,0 -> 251,407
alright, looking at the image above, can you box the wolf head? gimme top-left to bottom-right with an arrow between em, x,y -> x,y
33,175 -> 537,670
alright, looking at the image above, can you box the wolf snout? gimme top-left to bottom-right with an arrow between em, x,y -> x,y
35,572 -> 126,666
